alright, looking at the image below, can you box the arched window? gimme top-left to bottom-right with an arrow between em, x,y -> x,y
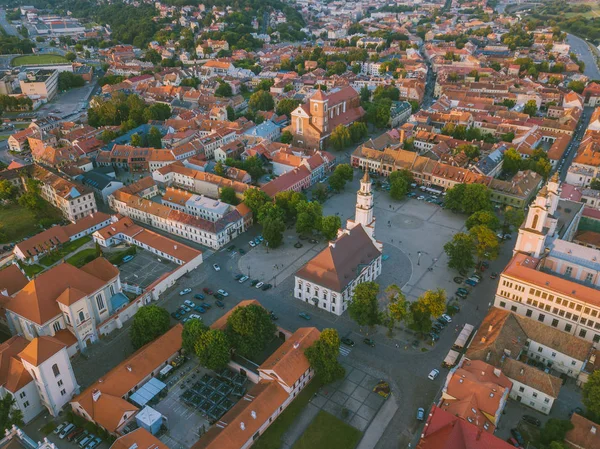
532,214 -> 539,229
78,311 -> 85,323
296,117 -> 303,135
52,364 -> 60,377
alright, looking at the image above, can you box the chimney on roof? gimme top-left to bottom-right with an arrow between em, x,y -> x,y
251,411 -> 256,419
480,336 -> 486,343
520,368 -> 524,375
592,426 -> 597,434
293,342 -> 300,349
240,422 -> 245,431
92,389 -> 101,402
126,365 -> 132,372
488,325 -> 493,333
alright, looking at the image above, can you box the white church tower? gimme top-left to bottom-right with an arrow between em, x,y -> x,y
346,170 -> 381,250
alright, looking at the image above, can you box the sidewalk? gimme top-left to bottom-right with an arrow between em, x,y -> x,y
356,398 -> 399,449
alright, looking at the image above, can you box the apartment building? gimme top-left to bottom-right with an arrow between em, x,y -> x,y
162,187 -> 232,222
19,70 -> 58,102
495,175 -> 600,346
32,165 -> 98,222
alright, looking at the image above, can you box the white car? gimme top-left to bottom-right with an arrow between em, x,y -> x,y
441,314 -> 452,323
428,369 -> 440,381
249,241 -> 256,247
213,264 -> 221,271
189,314 -> 202,320
417,195 -> 426,200
179,288 -> 192,296
184,300 -> 195,307
217,289 -> 229,297
239,275 -> 249,283
255,282 -> 264,289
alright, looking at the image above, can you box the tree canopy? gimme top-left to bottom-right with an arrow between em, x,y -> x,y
305,328 -> 345,384
130,305 -> 171,349
195,329 -> 231,370
226,304 -> 277,359
349,282 -> 382,328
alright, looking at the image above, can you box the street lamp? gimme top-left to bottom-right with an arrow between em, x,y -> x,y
417,251 -> 422,266
247,264 -> 251,277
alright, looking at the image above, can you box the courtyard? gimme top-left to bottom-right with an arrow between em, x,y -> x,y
116,247 -> 179,289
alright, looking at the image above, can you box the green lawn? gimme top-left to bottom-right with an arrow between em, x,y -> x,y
253,378 -> 323,449
11,54 -> 69,66
0,203 -> 62,244
292,411 -> 362,449
38,235 -> 92,266
107,246 -> 137,265
66,248 -> 98,268
16,261 -> 44,278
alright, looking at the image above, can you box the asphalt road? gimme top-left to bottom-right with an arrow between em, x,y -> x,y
558,106 -> 594,181
566,33 -> 600,80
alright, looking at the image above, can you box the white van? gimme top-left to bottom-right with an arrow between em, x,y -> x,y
59,423 -> 75,439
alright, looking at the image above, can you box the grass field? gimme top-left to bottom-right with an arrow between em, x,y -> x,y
292,411 -> 362,449
66,248 -> 98,268
39,235 -> 92,266
0,203 -> 61,244
11,54 -> 68,66
253,378 -> 323,449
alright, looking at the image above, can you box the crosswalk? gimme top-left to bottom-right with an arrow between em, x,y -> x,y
339,345 -> 352,357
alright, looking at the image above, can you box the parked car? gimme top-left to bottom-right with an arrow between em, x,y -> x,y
363,338 -> 375,347
203,288 -> 214,295
522,415 -> 541,427
239,248 -> 245,255
234,274 -> 244,280
441,314 -> 452,323
181,305 -> 191,313
299,312 -> 311,320
78,434 -> 94,448
457,287 -> 469,295
416,408 -> 425,421
74,431 -> 89,445
239,275 -> 249,283
179,288 -> 192,296
255,282 -> 264,289
261,283 -> 273,291
217,289 -> 229,297
511,429 -> 525,446
59,424 -> 75,439
86,437 -> 102,449
122,255 -> 134,263
490,272 -> 498,280
67,428 -> 82,442
213,264 -> 221,271
436,318 -> 447,327
194,306 -> 205,314
54,422 -> 68,435
189,314 -> 202,320
201,302 -> 212,309
455,291 -> 467,299
227,245 -> 235,252
465,278 -> 478,287
341,337 -> 355,347
194,293 -> 205,300
428,369 -> 440,380
215,300 -> 225,308
184,300 -> 195,307
507,437 -> 521,448
214,293 -> 225,300
417,195 -> 426,200
249,240 -> 256,247
170,311 -> 180,319
429,332 -> 439,341
250,279 -> 260,286
570,407 -> 583,417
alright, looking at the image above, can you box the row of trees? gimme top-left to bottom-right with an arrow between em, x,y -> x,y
58,72 -> 85,91
329,122 -> 368,151
130,126 -> 163,149
503,147 -> 552,179
87,93 -> 171,130
348,281 -> 447,336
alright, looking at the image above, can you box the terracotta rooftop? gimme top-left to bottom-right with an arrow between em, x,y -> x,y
0,265 -> 28,296
565,413 -> 600,449
18,336 -> 66,367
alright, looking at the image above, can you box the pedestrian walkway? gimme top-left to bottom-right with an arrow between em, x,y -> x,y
356,398 -> 399,449
339,346 -> 352,356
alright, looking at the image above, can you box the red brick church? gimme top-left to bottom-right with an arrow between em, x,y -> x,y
288,86 -> 365,149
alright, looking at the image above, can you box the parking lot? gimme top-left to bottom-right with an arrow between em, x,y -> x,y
116,248 -> 179,289
153,361 -> 251,449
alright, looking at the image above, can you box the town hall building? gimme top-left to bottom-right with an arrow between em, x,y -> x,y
294,171 -> 383,315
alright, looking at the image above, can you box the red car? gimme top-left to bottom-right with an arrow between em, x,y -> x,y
203,287 -> 214,295
507,437 -> 523,448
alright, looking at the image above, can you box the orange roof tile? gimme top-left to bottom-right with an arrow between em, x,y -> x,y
18,336 -> 66,367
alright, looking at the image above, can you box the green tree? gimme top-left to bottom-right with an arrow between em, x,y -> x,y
321,215 -> 341,240
65,51 -> 76,62
296,200 -> 323,235
536,419 -> 574,448
220,186 -> 239,205
100,129 -> 118,144
389,169 -> 413,200
466,210 -> 500,231
195,329 -> 231,370
275,190 -> 305,222
348,282 -> 382,329
248,90 -> 274,112
0,179 -> 18,202
182,319 -> 208,354
408,289 -> 447,334
243,188 -> 271,216
462,184 -> 493,215
349,122 -> 368,143
0,396 -> 23,434
330,124 -> 351,150
226,304 -> 277,358
147,126 -> 162,149
469,225 -> 499,261
305,328 -> 346,384
360,85 -> 370,102
523,99 -> 538,116
215,82 -> 233,97
276,98 -> 300,117
328,164 -> 353,192
503,148 -> 522,176
503,206 -> 525,232
214,161 -> 226,177
226,106 -> 235,121
145,49 -> 162,64
130,133 -> 143,147
129,305 -> 171,349
313,183 -> 328,203
583,370 -> 600,417
444,183 -> 467,212
280,130 -> 293,144
444,233 -> 476,273
385,284 -> 408,333
262,213 -> 286,248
